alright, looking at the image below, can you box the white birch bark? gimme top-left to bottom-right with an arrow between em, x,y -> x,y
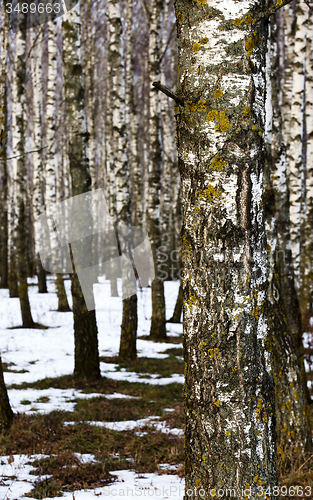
11,24 -> 35,326
0,3 -> 8,288
159,0 -> 175,280
5,25 -> 18,296
286,0 -> 309,293
30,26 -> 46,288
174,0 -> 277,492
300,9 -> 313,321
126,0 -> 143,228
265,16 -> 311,463
147,0 -> 167,339
107,0 -> 138,360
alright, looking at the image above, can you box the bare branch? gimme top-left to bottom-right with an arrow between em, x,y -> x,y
259,0 -> 296,20
152,81 -> 184,106
303,0 -> 313,10
140,0 -> 151,22
1,146 -> 48,161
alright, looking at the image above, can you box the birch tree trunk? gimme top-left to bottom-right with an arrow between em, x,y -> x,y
127,1 -> 143,229
174,0 -> 278,494
62,3 -> 100,380
13,24 -> 35,328
54,18 -> 71,313
40,22 -> 58,298
147,0 -> 167,340
270,8 -> 311,408
6,26 -> 18,299
104,0 -> 119,298
300,4 -> 313,327
264,19 -> 311,465
271,5 -> 310,406
107,0 -> 138,362
168,279 -> 183,323
286,0 -> 308,297
0,356 -> 13,431
30,24 -> 45,296
0,9 -> 8,289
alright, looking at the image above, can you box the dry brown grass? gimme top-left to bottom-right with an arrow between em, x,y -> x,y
0,375 -> 184,498
2,348 -> 312,496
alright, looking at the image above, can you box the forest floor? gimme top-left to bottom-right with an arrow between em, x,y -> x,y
0,278 -> 185,499
0,278 -> 312,499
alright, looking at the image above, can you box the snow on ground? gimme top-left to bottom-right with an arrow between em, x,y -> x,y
0,277 -> 184,499
0,455 -> 185,500
64,415 -> 184,436
8,388 -> 140,414
0,278 -> 182,386
0,454 -> 51,499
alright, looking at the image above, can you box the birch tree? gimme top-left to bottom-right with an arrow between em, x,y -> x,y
12,20 -> 36,328
0,5 -> 8,289
147,0 -> 167,340
272,2 -> 311,405
173,0 -> 293,493
301,4 -> 313,328
54,17 -> 71,313
285,0 -> 308,296
0,356 -> 13,430
106,0 -> 138,361
62,3 -> 100,380
6,22 -> 18,299
266,10 -> 312,465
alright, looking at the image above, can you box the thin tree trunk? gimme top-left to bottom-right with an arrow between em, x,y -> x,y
6,25 -> 18,299
0,85 -> 8,289
286,0 -> 308,295
168,279 -> 182,323
8,252 -> 18,297
0,9 -> 8,289
70,246 -> 100,380
107,0 -> 138,361
13,25 -> 35,328
147,0 -> 167,340
119,294 -> 138,361
63,3 -> 100,380
55,274 -> 71,312
0,356 -> 13,431
273,6 -> 310,405
301,8 -> 313,323
264,19 -> 311,460
37,254 -> 47,293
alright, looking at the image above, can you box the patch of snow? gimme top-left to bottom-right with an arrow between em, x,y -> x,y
64,416 -> 184,437
73,453 -> 98,464
9,388 -> 109,414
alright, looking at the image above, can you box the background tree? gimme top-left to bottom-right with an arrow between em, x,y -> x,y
146,0 -> 167,340
0,356 -> 13,431
62,3 -> 100,380
12,18 -> 36,328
